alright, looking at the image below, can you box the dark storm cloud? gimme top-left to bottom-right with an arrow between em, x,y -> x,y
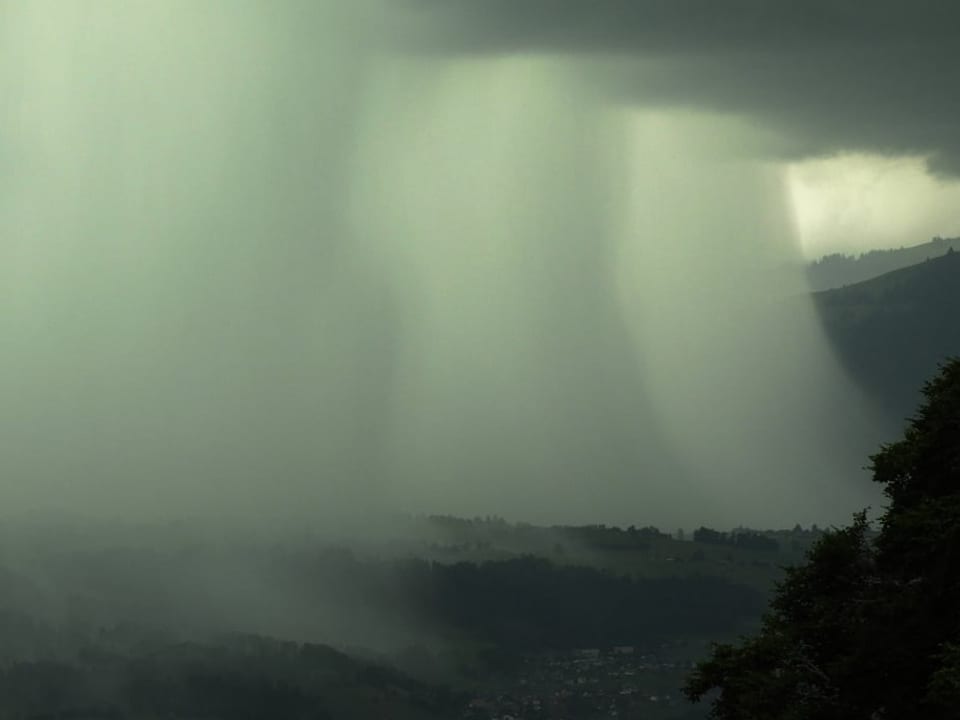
406,0 -> 960,173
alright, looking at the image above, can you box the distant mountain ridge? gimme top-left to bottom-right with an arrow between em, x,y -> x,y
807,235 -> 960,291
814,248 -> 960,420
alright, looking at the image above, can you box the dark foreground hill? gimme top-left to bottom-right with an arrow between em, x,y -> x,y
815,248 -> 960,420
0,619 -> 463,720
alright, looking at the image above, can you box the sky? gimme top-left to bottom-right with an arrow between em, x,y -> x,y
406,0 -> 960,258
0,1 -> 955,530
787,154 -> 960,258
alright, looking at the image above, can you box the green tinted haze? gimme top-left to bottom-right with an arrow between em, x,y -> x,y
0,1 -> 897,529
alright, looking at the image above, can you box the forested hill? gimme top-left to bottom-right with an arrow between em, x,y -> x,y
814,247 -> 960,419
0,622 -> 463,720
807,235 -> 960,291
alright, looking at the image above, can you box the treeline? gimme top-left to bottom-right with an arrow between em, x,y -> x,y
424,515 -> 670,540
692,527 -> 780,552
807,235 -> 960,291
419,515 -> 684,556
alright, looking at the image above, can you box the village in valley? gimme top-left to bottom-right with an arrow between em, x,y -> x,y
462,646 -> 698,720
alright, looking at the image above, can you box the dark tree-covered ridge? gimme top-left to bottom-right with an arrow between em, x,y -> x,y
685,358 -> 960,719
807,236 -> 960,292
814,248 -> 960,421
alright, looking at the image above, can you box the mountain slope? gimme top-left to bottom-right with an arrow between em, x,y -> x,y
807,236 -> 960,291
815,248 -> 960,419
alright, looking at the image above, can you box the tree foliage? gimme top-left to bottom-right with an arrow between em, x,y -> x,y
685,358 -> 960,720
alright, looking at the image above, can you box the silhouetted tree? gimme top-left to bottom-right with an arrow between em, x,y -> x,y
685,358 -> 960,720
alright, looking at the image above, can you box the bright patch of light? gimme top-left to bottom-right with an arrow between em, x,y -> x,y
786,154 -> 960,259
